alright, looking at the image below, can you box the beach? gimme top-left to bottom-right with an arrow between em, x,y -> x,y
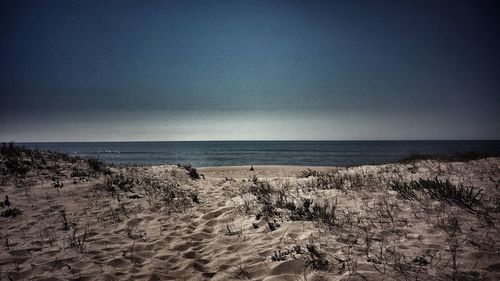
2,1 -> 499,279
1,146 -> 500,280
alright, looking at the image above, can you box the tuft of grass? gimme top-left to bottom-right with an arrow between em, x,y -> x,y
301,171 -> 367,191
305,243 -> 330,271
391,178 -> 483,208
227,261 -> 251,279
390,181 -> 418,201
287,197 -> 342,229
299,168 -> 321,178
249,176 -> 274,201
69,221 -> 89,253
311,200 -> 339,228
313,173 -> 345,190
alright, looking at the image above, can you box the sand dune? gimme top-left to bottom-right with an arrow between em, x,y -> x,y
1,148 -> 499,280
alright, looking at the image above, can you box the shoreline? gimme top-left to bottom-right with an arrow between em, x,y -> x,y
16,140 -> 500,169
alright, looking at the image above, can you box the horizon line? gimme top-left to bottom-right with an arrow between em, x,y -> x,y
6,139 -> 500,144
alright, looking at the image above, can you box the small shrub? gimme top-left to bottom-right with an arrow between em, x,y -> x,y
249,177 -> 273,201
110,173 -> 136,192
188,167 -> 200,179
311,201 -> 339,227
71,166 -> 89,178
290,198 -> 314,221
267,220 -> 281,231
313,173 -> 345,190
257,202 -> 278,220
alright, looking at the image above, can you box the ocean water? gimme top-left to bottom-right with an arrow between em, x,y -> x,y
20,141 -> 500,167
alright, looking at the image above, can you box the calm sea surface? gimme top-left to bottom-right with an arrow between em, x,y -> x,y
20,141 -> 500,167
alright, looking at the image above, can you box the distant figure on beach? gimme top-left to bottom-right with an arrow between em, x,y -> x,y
249,166 -> 254,171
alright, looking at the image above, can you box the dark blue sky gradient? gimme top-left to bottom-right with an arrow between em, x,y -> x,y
1,0 -> 499,141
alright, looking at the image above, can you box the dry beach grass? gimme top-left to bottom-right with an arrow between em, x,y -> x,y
1,143 -> 499,280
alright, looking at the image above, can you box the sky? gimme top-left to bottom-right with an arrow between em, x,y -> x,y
1,0 -> 499,141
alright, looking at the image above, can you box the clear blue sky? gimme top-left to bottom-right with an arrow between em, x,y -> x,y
1,0 -> 499,141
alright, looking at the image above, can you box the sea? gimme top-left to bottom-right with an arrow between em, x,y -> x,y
19,140 -> 500,167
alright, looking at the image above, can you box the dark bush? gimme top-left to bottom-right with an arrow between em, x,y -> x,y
1,142 -> 84,176
1,208 -> 22,218
267,220 -> 280,231
398,151 -> 500,164
71,166 -> 89,178
188,168 -> 200,179
0,142 -> 24,158
4,157 -> 30,175
87,158 -> 111,174
178,164 -> 200,179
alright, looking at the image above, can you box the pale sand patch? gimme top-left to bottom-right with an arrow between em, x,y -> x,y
198,165 -> 337,179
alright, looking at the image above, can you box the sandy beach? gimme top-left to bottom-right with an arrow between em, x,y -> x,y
1,146 -> 500,280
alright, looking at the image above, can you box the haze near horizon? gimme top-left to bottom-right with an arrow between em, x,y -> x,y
1,0 -> 499,141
